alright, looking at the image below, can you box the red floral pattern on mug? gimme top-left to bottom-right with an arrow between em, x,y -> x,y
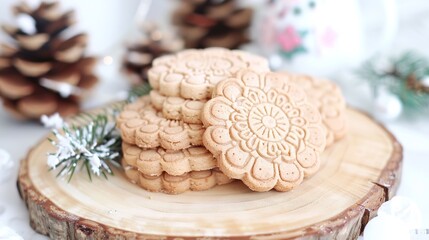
277,26 -> 302,52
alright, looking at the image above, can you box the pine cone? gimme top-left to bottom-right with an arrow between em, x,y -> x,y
406,74 -> 429,93
0,1 -> 98,120
123,23 -> 182,85
172,0 -> 253,49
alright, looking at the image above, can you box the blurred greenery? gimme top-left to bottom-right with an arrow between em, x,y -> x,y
358,51 -> 429,114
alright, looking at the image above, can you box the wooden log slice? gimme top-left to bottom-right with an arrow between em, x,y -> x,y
17,107 -> 402,239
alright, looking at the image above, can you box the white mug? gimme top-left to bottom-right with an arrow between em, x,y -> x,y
256,0 -> 397,77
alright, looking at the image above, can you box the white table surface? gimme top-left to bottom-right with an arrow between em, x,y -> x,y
1,0 -> 429,239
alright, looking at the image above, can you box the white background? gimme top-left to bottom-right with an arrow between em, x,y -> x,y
0,0 -> 429,239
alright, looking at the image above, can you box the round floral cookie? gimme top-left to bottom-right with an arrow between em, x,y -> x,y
150,90 -> 206,124
122,161 -> 232,194
285,73 -> 347,147
117,96 -> 204,150
147,47 -> 270,100
122,142 -> 217,177
201,70 -> 326,192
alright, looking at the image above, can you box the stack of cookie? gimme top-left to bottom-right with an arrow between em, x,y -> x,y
117,48 -> 270,194
117,48 -> 347,194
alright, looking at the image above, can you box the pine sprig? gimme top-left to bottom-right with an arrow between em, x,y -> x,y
358,51 -> 429,112
127,83 -> 152,102
45,82 -> 151,182
70,102 -> 124,126
47,115 -> 121,182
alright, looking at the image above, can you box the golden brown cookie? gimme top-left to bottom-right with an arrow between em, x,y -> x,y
147,47 -> 269,100
150,90 -> 206,124
117,96 -> 205,150
285,73 -> 347,147
122,142 -> 217,176
124,95 -> 154,111
123,162 -> 232,194
116,95 -> 155,126
202,69 -> 326,192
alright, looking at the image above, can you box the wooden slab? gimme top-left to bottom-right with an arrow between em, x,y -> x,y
17,108 -> 402,240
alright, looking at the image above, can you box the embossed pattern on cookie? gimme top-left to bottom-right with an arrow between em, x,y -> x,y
286,73 -> 347,146
150,90 -> 206,124
116,96 -> 155,127
122,142 -> 217,176
202,70 -> 326,192
123,162 -> 232,194
117,96 -> 204,150
147,47 -> 270,100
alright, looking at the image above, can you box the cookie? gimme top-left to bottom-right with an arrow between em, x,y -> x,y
123,162 -> 232,194
286,73 -> 347,146
148,47 -> 269,100
150,90 -> 205,124
122,142 -> 217,176
116,95 -> 155,126
202,69 -> 326,192
117,96 -> 205,150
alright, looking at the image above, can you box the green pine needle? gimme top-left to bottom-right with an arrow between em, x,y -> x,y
358,51 -> 429,113
47,115 -> 122,182
47,82 -> 152,182
127,83 -> 152,102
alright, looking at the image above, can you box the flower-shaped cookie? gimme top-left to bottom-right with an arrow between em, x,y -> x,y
286,73 -> 347,146
123,162 -> 232,194
148,47 -> 269,100
117,96 -> 204,150
122,142 -> 217,176
202,70 -> 326,192
150,90 -> 206,124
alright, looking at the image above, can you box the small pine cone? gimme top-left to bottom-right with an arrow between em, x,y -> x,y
0,1 -> 98,120
123,23 -> 183,85
172,0 -> 253,49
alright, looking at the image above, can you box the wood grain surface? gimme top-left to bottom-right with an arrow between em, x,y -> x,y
17,107 -> 402,239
